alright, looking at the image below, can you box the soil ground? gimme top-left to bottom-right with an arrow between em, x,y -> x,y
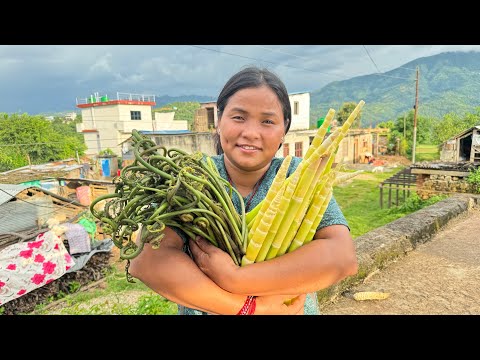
321,209 -> 480,315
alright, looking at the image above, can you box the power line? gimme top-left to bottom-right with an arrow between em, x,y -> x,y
249,44 -> 413,81
363,45 -> 383,74
253,45 -> 310,60
358,45 -> 413,80
189,45 -> 331,76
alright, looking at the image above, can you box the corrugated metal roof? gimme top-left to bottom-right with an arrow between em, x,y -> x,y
0,158 -> 80,175
0,184 -> 30,206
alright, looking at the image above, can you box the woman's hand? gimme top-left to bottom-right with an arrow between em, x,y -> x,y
189,236 -> 239,288
255,293 -> 306,315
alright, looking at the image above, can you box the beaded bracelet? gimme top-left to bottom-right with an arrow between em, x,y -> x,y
236,295 -> 257,315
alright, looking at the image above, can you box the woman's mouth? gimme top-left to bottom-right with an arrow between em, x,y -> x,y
238,145 -> 261,151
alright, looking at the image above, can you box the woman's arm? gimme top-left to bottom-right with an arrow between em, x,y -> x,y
190,224 -> 358,296
128,226 -> 305,314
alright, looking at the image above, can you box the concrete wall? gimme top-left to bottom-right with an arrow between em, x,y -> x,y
153,112 -> 188,131
289,93 -> 310,130
122,132 -> 216,160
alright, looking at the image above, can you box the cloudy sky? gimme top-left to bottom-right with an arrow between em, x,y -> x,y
1,45 -> 479,115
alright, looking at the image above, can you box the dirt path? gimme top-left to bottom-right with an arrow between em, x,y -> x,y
321,209 -> 480,315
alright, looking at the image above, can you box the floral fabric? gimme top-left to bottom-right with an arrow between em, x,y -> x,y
0,231 -> 75,305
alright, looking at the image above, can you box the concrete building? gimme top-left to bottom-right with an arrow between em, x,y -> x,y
75,92 -> 188,157
288,92 -> 310,131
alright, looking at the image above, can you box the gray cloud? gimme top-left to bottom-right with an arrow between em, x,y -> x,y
1,45 -> 479,114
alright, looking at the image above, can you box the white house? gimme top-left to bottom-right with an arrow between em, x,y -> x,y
75,92 -> 188,156
288,92 -> 310,131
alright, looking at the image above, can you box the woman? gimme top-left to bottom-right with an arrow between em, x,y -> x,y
129,66 -> 358,315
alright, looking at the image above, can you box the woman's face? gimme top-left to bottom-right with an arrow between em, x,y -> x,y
218,85 -> 285,172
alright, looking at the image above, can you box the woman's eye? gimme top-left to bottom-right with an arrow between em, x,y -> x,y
263,119 -> 274,124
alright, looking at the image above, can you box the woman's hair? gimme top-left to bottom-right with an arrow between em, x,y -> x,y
214,66 -> 291,155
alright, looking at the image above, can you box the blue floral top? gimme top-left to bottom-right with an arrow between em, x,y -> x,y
176,154 -> 349,315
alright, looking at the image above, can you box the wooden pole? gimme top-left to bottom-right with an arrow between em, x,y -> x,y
412,67 -> 419,163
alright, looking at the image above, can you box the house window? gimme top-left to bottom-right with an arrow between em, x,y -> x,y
295,142 -> 303,157
131,111 -> 141,120
283,143 -> 289,157
294,101 -> 299,115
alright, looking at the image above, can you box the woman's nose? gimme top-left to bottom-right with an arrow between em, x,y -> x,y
240,122 -> 261,139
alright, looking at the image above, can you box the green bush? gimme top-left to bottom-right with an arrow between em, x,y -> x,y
466,167 -> 480,194
388,192 -> 448,214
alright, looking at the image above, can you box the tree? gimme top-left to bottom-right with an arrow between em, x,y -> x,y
0,113 -> 87,171
336,102 -> 363,128
376,110 -> 436,156
432,108 -> 480,145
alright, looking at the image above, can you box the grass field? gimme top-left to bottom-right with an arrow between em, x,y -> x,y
332,167 -> 446,238
414,144 -> 440,162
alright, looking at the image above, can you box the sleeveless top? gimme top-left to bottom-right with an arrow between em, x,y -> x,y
176,154 -> 349,315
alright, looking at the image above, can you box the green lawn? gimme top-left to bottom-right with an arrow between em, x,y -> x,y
333,167 -> 446,238
414,144 -> 440,162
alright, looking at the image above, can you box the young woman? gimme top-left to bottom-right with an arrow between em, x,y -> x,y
129,66 -> 358,315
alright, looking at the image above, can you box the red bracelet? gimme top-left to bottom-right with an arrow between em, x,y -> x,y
236,295 -> 257,315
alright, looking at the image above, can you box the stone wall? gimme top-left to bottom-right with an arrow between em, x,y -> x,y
416,173 -> 475,199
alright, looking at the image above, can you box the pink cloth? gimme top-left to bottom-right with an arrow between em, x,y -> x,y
0,231 -> 75,305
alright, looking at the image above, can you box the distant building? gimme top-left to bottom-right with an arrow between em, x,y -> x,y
75,92 -> 187,156
64,112 -> 77,121
287,92 -> 310,131
440,125 -> 480,163
194,101 -> 217,132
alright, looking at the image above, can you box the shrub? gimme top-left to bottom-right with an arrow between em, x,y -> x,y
466,166 -> 480,194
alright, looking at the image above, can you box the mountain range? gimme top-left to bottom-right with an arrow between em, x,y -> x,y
309,51 -> 480,127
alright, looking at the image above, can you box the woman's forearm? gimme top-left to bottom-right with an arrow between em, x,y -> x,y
129,243 -> 247,314
223,226 -> 358,296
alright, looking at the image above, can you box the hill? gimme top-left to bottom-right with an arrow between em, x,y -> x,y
155,95 -> 215,108
309,51 -> 480,127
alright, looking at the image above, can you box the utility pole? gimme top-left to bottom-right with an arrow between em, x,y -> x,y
412,66 -> 419,164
